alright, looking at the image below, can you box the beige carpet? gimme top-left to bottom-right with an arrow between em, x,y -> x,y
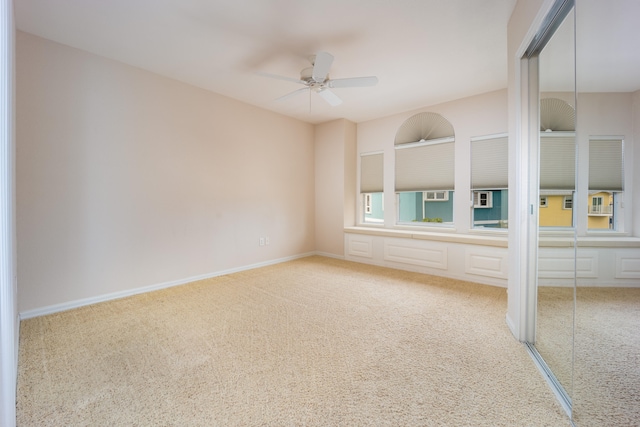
536,286 -> 574,395
573,287 -> 640,427
17,256 -> 569,426
534,286 -> 640,427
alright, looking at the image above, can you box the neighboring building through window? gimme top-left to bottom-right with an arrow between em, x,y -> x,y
539,191 -> 574,227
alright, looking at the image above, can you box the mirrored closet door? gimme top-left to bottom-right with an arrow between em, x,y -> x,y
525,0 -> 640,425
572,1 -> 640,425
534,2 -> 576,410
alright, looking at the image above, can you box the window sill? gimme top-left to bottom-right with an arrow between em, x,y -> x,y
344,226 -> 508,248
540,236 -> 640,248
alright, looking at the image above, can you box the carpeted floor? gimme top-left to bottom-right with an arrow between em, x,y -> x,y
573,287 -> 640,427
17,256 -> 570,426
535,286 -> 640,427
536,286 -> 574,395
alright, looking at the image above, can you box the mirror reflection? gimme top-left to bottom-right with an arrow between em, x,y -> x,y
535,5 -> 576,404
532,0 -> 640,425
572,0 -> 640,425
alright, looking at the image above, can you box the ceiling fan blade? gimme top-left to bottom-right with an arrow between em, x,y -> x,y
316,88 -> 342,106
274,87 -> 308,102
312,51 -> 334,83
329,76 -> 379,88
255,71 -> 304,85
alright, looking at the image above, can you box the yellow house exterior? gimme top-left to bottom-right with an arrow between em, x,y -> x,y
539,192 -> 613,229
587,191 -> 613,229
539,194 -> 573,227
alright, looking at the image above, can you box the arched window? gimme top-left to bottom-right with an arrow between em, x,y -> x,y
394,112 -> 455,225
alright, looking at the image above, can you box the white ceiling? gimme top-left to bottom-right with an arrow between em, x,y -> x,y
14,0 -> 518,124
14,0 -> 640,125
540,0 -> 640,94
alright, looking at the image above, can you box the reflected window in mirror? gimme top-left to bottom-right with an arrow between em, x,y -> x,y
588,137 -> 624,231
539,131 -> 576,228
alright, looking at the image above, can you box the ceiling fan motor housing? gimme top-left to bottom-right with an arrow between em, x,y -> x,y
301,66 -> 327,85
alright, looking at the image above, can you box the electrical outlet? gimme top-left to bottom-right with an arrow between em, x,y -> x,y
259,237 -> 265,246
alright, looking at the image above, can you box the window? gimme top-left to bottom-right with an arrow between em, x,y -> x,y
473,191 -> 493,208
425,191 -> 449,201
539,133 -> 575,227
360,152 -> 384,224
563,196 -> 572,209
470,134 -> 508,229
394,112 -> 455,226
590,196 -> 603,214
540,196 -> 548,207
395,137 -> 455,225
363,193 -> 384,223
588,137 -> 623,231
397,191 -> 454,224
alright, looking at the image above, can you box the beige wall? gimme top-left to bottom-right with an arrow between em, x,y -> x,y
314,119 -> 356,257
16,31 -> 316,312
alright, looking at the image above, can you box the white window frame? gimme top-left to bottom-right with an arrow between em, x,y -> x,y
590,196 -> 603,214
563,196 -> 573,210
424,191 -> 449,202
364,194 -> 372,214
473,191 -> 493,208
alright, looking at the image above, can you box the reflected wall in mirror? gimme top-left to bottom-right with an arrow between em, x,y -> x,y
535,4 -> 576,406
572,0 -> 640,425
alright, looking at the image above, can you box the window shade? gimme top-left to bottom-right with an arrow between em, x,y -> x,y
360,153 -> 384,193
540,135 -> 575,190
471,136 -> 508,189
589,139 -> 623,191
395,140 -> 454,192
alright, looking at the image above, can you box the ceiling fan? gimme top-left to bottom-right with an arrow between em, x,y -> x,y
258,51 -> 378,106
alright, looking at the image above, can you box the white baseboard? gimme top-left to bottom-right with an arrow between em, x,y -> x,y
505,313 -> 519,341
314,251 -> 345,260
19,252 -> 317,320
